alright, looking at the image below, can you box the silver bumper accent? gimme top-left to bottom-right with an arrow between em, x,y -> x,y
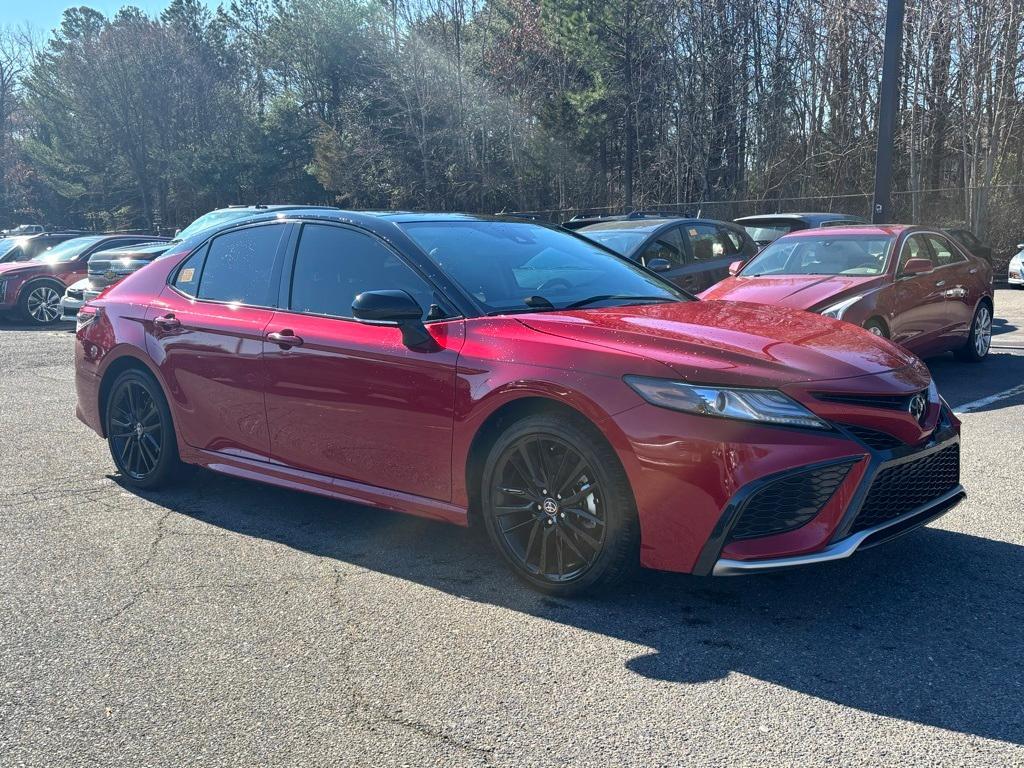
712,485 -> 965,576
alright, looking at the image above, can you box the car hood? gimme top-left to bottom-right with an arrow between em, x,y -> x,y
699,274 -> 885,311
517,300 -> 919,388
0,261 -> 50,278
95,241 -> 171,259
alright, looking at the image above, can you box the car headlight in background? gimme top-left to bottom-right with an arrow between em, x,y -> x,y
76,306 -> 99,331
624,376 -> 830,429
818,294 -> 864,320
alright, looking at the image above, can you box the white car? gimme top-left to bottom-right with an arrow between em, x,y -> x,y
60,278 -> 100,321
1010,245 -> 1023,287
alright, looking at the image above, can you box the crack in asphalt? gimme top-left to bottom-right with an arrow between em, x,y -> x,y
100,509 -> 172,624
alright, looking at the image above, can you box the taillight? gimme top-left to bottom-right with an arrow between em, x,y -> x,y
77,305 -> 99,331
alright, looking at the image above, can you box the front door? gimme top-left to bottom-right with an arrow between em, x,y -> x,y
263,222 -> 464,502
146,222 -> 290,459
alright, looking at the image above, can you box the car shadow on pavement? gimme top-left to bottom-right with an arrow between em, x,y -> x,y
120,470 -> 1024,746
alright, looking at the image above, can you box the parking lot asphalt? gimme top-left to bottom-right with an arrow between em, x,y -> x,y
2,290 -> 1023,767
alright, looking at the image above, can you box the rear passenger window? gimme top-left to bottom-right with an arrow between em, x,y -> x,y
197,225 -> 285,305
289,224 -> 434,319
172,246 -> 206,296
927,235 -> 965,267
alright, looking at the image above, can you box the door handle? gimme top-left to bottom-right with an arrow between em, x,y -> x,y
153,314 -> 180,330
267,330 -> 304,348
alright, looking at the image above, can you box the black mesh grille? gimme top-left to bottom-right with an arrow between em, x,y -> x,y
842,424 -> 905,451
851,444 -> 960,532
729,462 -> 855,541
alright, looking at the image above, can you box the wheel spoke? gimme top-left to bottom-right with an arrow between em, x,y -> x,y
560,481 -> 599,508
501,516 -> 537,535
554,456 -> 587,497
498,486 -> 534,500
564,504 -> 604,527
557,527 -> 588,563
494,502 -> 535,516
562,518 -> 602,551
538,525 -> 551,573
513,444 -> 544,490
523,520 -> 542,566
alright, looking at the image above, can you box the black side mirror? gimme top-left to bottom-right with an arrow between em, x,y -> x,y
646,257 -> 671,272
352,290 -> 436,350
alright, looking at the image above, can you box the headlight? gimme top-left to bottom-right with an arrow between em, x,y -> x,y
818,294 -> 864,320
624,376 -> 830,429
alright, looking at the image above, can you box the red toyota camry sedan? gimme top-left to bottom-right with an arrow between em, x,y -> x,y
74,211 -> 965,595
701,225 -> 994,361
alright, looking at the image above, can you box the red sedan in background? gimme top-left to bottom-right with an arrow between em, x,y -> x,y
701,225 -> 994,361
75,211 -> 964,595
0,234 -> 167,324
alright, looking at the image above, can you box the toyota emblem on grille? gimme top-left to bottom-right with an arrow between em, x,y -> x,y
909,393 -> 927,424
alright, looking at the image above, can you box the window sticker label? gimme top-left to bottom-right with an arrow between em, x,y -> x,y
179,267 -> 195,282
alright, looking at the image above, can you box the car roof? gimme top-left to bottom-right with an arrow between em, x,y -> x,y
779,224 -> 912,238
578,218 -> 687,231
735,212 -> 866,225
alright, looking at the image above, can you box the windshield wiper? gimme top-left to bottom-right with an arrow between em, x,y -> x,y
564,294 -> 676,309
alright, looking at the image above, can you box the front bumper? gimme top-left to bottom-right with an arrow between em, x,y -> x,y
702,418 -> 963,576
712,485 -> 964,574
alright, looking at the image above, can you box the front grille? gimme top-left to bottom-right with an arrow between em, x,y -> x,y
841,424 -> 905,451
729,461 -> 855,541
814,390 -> 924,410
851,444 -> 960,532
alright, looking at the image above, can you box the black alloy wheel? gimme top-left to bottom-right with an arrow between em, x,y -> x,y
106,370 -> 182,488
482,413 -> 638,595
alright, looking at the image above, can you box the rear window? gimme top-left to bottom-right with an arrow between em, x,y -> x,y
739,220 -> 805,245
186,224 -> 286,305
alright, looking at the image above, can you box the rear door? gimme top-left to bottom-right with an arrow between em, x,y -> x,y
262,221 -> 464,501
146,222 -> 291,459
925,232 -> 977,337
890,233 -> 947,352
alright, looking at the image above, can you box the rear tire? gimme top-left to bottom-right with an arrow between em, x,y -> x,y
17,280 -> 65,325
954,303 -> 992,362
480,411 -> 639,596
105,369 -> 184,489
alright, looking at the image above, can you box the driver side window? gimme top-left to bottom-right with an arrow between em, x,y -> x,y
898,235 -> 934,274
289,224 -> 437,320
638,227 -> 685,267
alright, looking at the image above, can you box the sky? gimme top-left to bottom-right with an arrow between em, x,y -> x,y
8,0 -> 212,34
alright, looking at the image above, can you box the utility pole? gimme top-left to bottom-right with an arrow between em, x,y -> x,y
872,0 -> 905,224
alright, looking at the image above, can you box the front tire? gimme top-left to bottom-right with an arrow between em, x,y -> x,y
18,281 -> 65,325
864,319 -> 888,338
480,411 -> 639,596
105,369 -> 183,489
955,303 -> 992,362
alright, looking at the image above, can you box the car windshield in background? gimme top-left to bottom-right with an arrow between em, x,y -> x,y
0,237 -> 24,258
741,223 -> 801,244
175,209 -> 260,240
576,221 -> 666,255
401,220 -> 687,314
30,236 -> 105,263
739,234 -> 894,277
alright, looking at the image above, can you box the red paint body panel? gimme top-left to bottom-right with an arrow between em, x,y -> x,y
0,258 -> 87,310
75,219 -> 964,577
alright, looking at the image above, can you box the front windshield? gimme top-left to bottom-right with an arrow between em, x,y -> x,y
176,209 -> 260,240
30,236 -> 105,263
0,237 -> 22,258
739,234 -> 894,277
401,220 -> 687,314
